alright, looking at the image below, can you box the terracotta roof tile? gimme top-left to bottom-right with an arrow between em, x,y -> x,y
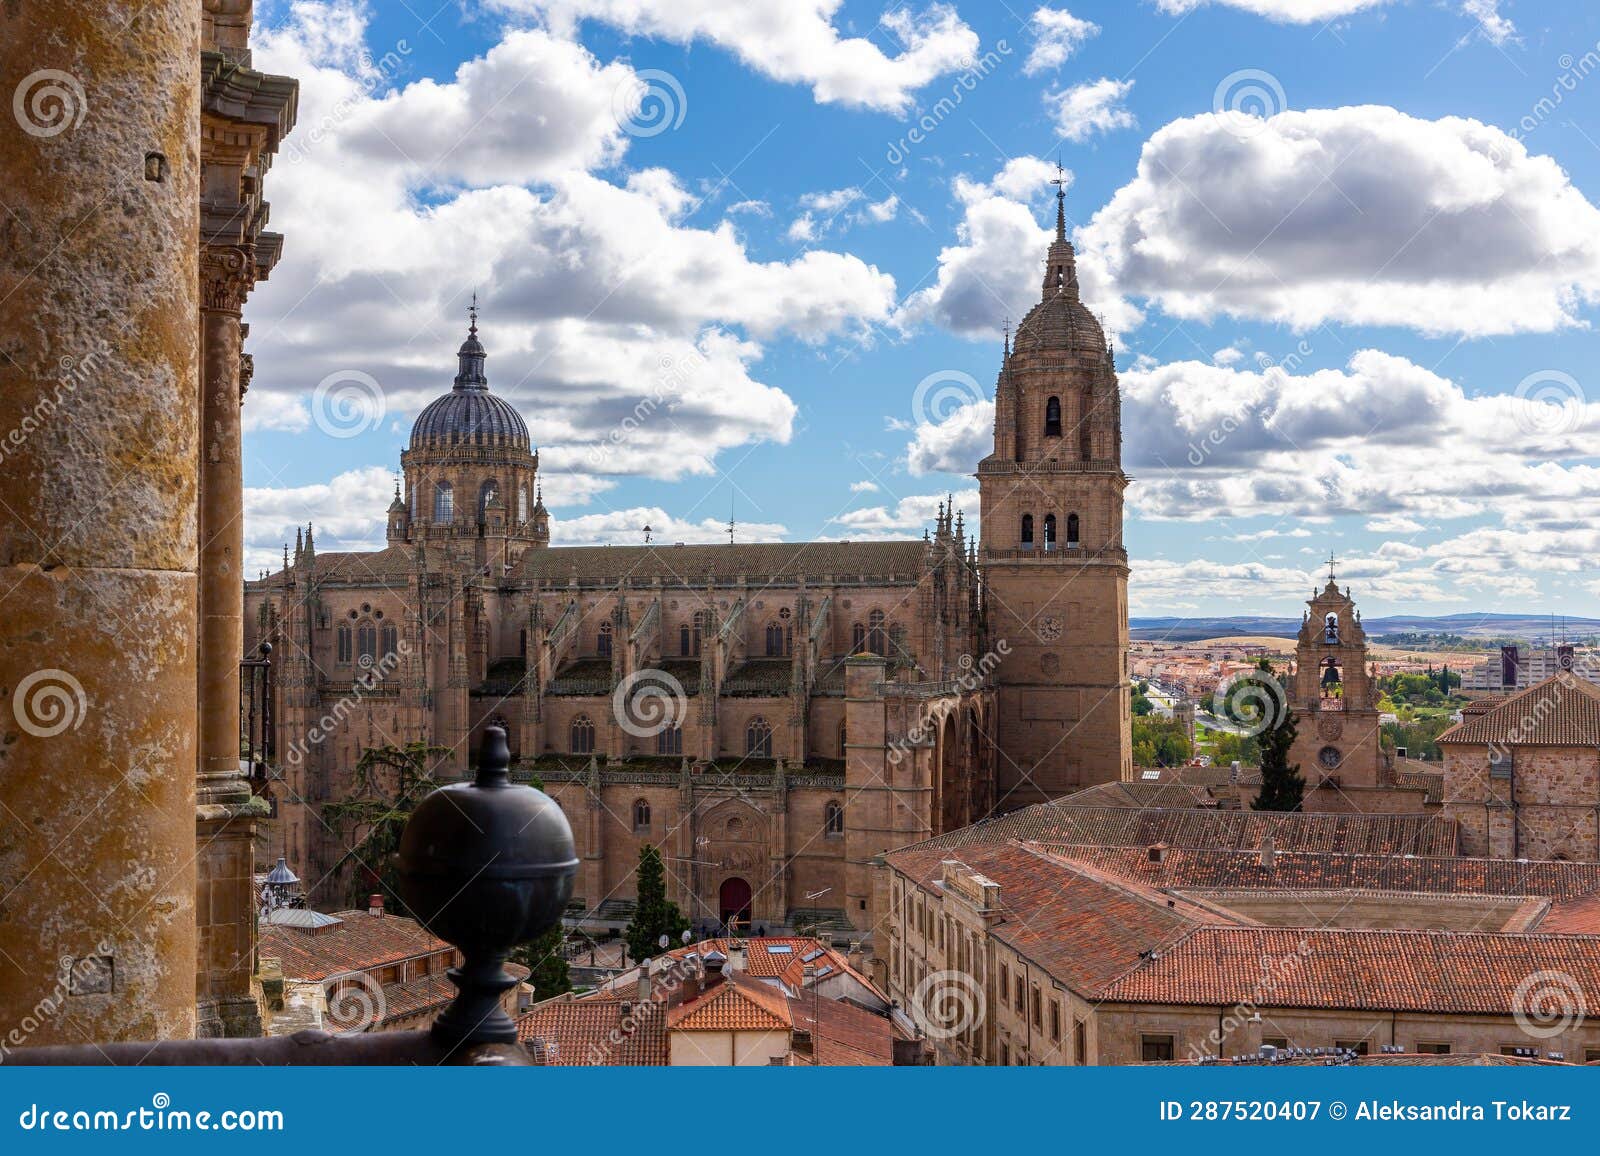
910,802 -> 1458,857
1102,926 -> 1600,1014
516,994 -> 668,1065
1034,843 -> 1600,899
260,911 -> 452,982
512,541 -> 928,585
1439,675 -> 1600,746
667,973 -> 792,1032
787,994 -> 903,1066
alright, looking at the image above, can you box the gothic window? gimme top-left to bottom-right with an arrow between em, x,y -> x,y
825,800 -> 844,836
336,625 -> 352,664
632,799 -> 651,832
838,718 -> 848,756
597,621 -> 613,658
680,623 -> 693,656
478,478 -> 499,519
1021,513 -> 1035,549
1043,513 -> 1057,552
1066,512 -> 1080,547
570,715 -> 595,754
380,623 -> 398,657
657,725 -> 683,756
1044,396 -> 1062,437
852,622 -> 866,653
746,717 -> 773,758
765,622 -> 791,656
868,610 -> 887,657
356,620 -> 377,667
518,486 -> 528,523
433,482 -> 453,522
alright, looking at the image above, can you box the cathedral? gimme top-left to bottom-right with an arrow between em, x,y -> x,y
246,184 -> 1132,934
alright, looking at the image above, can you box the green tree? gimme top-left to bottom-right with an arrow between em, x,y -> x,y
321,741 -> 450,913
1132,717 -> 1192,767
511,922 -> 571,1001
1252,663 -> 1304,812
624,843 -> 689,965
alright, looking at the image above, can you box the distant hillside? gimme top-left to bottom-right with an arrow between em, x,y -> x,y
1130,613 -> 1600,643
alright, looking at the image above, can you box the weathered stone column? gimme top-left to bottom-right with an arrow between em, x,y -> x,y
195,246 -> 263,1038
0,0 -> 201,1043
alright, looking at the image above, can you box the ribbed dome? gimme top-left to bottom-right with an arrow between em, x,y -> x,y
1011,230 -> 1107,358
409,309 -> 531,451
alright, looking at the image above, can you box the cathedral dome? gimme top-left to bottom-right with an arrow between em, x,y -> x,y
409,304 -> 531,451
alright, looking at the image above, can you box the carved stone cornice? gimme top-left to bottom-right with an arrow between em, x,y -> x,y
201,245 -> 255,315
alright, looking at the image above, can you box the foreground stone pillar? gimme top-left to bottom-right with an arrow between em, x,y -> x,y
0,0 -> 201,1043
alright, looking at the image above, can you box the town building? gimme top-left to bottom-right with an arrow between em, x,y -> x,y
515,937 -> 918,1065
879,824 -> 1600,1065
1440,674 -> 1600,860
1461,644 -> 1595,697
245,180 -> 1133,934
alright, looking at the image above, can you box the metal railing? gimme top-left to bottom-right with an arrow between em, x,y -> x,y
240,641 -> 274,783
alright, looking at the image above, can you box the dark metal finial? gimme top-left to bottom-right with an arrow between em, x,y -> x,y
469,291 -> 479,336
1050,161 -> 1068,241
476,724 -> 511,787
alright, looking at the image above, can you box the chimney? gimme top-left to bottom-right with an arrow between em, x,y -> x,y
637,963 -> 652,1004
367,893 -> 384,917
703,949 -> 727,990
727,941 -> 745,971
1259,835 -> 1276,871
1146,842 -> 1168,865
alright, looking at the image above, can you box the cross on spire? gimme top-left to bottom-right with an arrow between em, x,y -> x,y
468,291 -> 479,336
1327,551 -> 1338,583
1050,160 -> 1069,241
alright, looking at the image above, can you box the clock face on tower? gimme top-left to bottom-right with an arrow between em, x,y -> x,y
1037,614 -> 1063,642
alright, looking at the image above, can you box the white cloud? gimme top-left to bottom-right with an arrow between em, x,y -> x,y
831,489 -> 980,538
241,391 -> 311,433
552,506 -> 787,545
1047,78 -> 1136,142
896,158 -> 1136,340
495,0 -> 980,113
1212,347 -> 1243,366
1080,106 -> 1600,336
244,465 -> 395,572
1024,7 -> 1099,75
787,215 -> 818,243
246,3 -> 896,510
906,399 -> 993,475
727,198 -> 771,216
1368,515 -> 1425,533
850,480 -> 881,493
1462,0 -> 1516,46
1152,0 -> 1393,21
864,194 -> 900,223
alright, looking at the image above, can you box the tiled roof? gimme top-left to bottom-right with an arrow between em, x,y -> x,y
787,993 -> 903,1066
1541,894 -> 1600,934
1033,843 -> 1600,899
254,546 -> 417,586
512,541 -> 928,585
890,843 -> 1205,997
1102,926 -> 1600,1014
516,994 -> 668,1066
326,973 -> 454,1031
911,802 -> 1458,858
260,911 -> 451,982
667,972 -> 793,1032
1060,781 -> 1223,808
647,937 -> 881,997
1439,675 -> 1600,746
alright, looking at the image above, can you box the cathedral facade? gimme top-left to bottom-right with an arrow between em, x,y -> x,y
246,195 -> 1131,933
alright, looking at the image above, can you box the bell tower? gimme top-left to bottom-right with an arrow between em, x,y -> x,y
980,169 -> 1131,805
1288,558 -> 1383,798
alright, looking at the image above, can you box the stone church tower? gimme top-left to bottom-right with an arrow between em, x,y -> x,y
1287,562 -> 1384,806
979,177 -> 1131,804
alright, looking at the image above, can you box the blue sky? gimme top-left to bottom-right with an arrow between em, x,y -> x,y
242,0 -> 1600,617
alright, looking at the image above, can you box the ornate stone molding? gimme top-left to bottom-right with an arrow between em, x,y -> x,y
200,245 -> 254,314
